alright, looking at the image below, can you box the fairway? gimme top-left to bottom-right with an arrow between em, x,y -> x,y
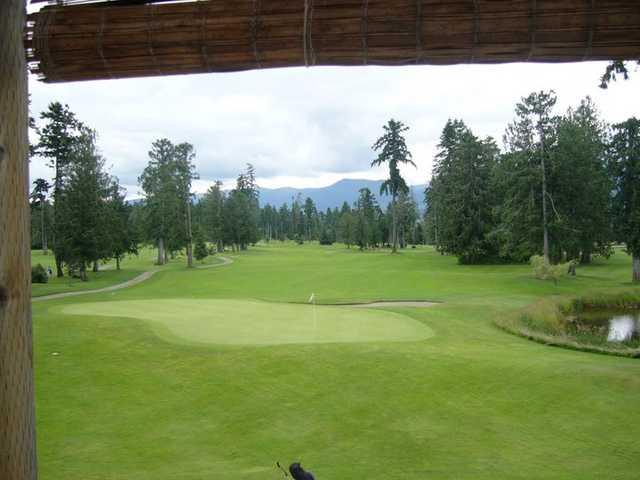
33,244 -> 640,480
60,299 -> 434,345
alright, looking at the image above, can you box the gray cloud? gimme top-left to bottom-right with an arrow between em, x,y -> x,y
29,62 -> 640,196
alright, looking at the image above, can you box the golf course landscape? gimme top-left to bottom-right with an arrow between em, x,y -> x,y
33,243 -> 640,480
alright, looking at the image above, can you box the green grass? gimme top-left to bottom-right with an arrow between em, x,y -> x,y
33,243 -> 640,479
31,248 -> 224,297
59,299 -> 434,345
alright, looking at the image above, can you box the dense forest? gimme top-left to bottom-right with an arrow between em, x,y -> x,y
425,92 -> 640,283
30,91 -> 640,282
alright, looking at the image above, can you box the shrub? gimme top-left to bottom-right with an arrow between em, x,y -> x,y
32,263 -> 49,284
530,255 -> 575,283
319,229 -> 334,245
194,236 -> 209,262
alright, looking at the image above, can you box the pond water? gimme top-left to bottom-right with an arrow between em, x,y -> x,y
572,310 -> 640,343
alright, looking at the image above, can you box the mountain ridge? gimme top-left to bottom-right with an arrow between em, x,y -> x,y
258,178 -> 427,211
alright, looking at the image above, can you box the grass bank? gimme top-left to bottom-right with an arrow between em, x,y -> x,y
496,290 -> 640,358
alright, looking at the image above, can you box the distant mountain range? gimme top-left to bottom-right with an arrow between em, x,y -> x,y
129,178 -> 428,210
258,179 -> 427,212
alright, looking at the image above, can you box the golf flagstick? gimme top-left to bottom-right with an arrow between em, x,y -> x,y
308,293 -> 316,340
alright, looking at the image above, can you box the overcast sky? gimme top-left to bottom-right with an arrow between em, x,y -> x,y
28,61 -> 639,197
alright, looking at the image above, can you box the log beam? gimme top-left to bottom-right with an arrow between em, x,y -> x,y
0,1 -> 38,479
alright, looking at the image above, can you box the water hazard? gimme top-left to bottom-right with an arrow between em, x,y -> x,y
571,309 -> 640,343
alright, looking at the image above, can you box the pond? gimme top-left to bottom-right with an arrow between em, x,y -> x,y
570,310 -> 640,343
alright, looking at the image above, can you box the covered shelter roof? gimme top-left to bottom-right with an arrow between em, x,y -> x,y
25,0 -> 640,83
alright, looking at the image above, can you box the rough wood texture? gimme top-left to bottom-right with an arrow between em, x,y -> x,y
0,1 -> 38,479
26,0 -> 640,83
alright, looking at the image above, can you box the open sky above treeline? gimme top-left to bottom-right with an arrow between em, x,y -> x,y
29,61 -> 640,197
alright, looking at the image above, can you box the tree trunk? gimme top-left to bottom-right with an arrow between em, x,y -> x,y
165,249 -> 170,263
0,4 -> 38,476
433,213 -> 438,247
186,243 -> 193,268
116,256 -> 120,270
92,261 -> 98,273
80,262 -> 87,282
157,237 -> 165,265
633,254 -> 640,283
580,250 -> 591,265
41,204 -> 48,255
540,136 -> 550,264
391,195 -> 398,253
55,253 -> 64,278
186,198 -> 193,268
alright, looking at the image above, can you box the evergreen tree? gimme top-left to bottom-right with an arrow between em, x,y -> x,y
503,91 -> 558,263
138,139 -> 197,265
278,203 -> 291,241
174,142 -> 199,267
354,188 -> 380,249
234,164 -> 260,248
36,102 -> 83,276
139,139 -> 175,265
291,194 -> 304,242
193,228 -> 209,262
58,128 -> 110,281
549,98 -> 612,263
610,117 -> 640,282
105,180 -> 138,270
202,181 -> 225,252
427,120 -> 498,263
338,211 -> 355,248
428,119 -> 499,263
30,178 -> 50,255
371,119 -> 416,252
303,197 -> 317,240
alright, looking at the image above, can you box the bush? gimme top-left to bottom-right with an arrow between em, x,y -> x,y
32,263 -> 49,284
530,255 -> 576,283
319,228 -> 334,245
194,237 -> 209,262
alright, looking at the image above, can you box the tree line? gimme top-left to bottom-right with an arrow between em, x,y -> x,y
30,95 -> 639,283
425,91 -> 640,282
256,189 -> 423,249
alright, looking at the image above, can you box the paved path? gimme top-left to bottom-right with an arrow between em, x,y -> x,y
33,256 -> 233,302
195,255 -> 234,269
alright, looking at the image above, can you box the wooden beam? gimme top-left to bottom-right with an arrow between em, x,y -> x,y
0,1 -> 38,479
26,0 -> 640,83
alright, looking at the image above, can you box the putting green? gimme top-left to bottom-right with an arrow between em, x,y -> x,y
60,299 -> 434,345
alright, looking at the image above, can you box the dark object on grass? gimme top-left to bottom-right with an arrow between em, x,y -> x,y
276,462 -> 288,478
289,462 -> 315,480
32,263 -> 49,284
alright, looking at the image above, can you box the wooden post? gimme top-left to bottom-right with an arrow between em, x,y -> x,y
0,1 -> 38,479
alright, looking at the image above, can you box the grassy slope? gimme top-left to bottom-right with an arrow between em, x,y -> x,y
33,243 -> 640,480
